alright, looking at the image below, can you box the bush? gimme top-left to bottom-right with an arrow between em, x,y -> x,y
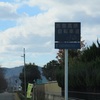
69,58 -> 100,92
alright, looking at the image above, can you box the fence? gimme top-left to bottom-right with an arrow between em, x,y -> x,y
69,91 -> 100,100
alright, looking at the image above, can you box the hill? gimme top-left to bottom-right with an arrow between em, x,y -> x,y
3,66 -> 48,91
4,66 -> 23,79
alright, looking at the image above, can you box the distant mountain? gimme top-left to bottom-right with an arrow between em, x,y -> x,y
3,66 -> 48,85
4,66 -> 23,79
2,66 -> 48,91
3,66 -> 23,91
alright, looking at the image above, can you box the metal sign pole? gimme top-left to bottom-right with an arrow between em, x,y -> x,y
65,49 -> 68,100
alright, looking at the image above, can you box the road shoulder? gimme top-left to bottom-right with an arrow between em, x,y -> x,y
14,93 -> 20,100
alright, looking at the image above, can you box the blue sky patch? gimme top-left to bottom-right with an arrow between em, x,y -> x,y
0,0 -> 14,2
17,5 -> 42,16
0,20 -> 16,31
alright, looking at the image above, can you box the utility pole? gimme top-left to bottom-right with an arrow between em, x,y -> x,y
22,48 -> 27,100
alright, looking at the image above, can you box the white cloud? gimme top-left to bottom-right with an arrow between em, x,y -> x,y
0,0 -> 100,67
0,2 -> 20,20
1,60 -> 23,68
82,25 -> 100,42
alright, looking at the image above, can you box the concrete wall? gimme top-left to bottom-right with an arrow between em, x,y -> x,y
45,81 -> 61,95
33,81 -> 64,100
45,93 -> 64,100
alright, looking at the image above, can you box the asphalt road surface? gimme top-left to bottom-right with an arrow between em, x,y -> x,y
0,92 -> 15,100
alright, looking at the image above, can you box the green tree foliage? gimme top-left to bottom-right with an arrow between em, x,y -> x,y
42,60 -> 60,81
56,66 -> 65,96
56,49 -> 65,96
0,68 -> 7,92
56,49 -> 81,96
81,40 -> 100,62
69,57 -> 100,92
69,40 -> 100,92
19,63 -> 41,91
42,40 -> 100,93
56,49 -> 65,67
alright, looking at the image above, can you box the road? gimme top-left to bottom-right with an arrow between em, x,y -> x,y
0,92 -> 15,100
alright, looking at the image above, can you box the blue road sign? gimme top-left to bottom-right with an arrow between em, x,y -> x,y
55,22 -> 80,42
55,22 -> 81,49
55,42 -> 80,49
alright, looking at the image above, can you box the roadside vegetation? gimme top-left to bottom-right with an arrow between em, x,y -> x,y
19,40 -> 100,98
0,68 -> 7,92
42,40 -> 100,96
19,63 -> 41,92
69,40 -> 100,92
19,63 -> 41,100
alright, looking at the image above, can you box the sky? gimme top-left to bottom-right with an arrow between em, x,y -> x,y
0,0 -> 100,68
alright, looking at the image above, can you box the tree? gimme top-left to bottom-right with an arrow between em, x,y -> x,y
42,60 -> 60,81
56,40 -> 100,93
0,68 -> 7,92
81,40 -> 100,62
19,63 -> 41,91
56,40 -> 85,96
68,40 -> 100,92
